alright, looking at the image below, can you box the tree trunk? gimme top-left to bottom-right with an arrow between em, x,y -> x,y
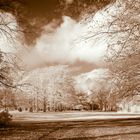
43,97 -> 47,112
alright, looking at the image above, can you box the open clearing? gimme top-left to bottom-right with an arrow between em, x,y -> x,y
0,111 -> 140,140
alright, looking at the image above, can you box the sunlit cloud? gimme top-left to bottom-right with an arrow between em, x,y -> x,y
34,16 -> 108,66
65,0 -> 74,4
75,68 -> 110,95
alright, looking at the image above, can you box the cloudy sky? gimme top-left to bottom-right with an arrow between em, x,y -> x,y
22,0 -> 118,74
1,0 -> 128,95
1,0 -> 115,74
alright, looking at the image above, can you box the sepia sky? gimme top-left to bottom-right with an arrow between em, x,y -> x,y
0,0 -> 112,43
1,0 -> 114,74
2,0 -> 137,104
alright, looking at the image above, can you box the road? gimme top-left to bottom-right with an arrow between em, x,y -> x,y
11,111 -> 140,122
0,111 -> 140,140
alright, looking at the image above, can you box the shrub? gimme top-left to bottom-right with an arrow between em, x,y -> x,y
29,107 -> 33,112
18,107 -> 22,112
0,111 -> 12,126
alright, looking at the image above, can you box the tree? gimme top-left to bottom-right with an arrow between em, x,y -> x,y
20,65 -> 77,112
106,0 -> 140,101
0,11 -> 29,111
0,10 -> 23,88
85,0 -> 140,105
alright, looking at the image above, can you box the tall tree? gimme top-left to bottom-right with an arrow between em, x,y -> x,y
21,65 -> 77,112
85,0 -> 140,103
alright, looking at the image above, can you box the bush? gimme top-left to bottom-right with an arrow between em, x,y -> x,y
29,107 -> 33,112
18,107 -> 22,112
0,111 -> 12,126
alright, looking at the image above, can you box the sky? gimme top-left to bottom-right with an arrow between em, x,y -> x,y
21,0 -> 120,74
0,0 -> 112,44
0,0 -> 121,75
20,15 -> 107,74
0,0 -> 129,96
0,0 -> 117,76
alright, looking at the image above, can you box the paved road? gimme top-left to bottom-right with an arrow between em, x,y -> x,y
11,111 -> 140,122
1,112 -> 140,139
36,117 -> 140,139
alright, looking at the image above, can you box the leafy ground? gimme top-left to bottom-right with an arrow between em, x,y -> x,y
0,111 -> 140,140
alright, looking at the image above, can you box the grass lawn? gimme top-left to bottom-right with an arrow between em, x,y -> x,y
0,111 -> 140,140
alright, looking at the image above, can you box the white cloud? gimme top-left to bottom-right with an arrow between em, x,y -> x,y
75,68 -> 110,95
33,0 -> 125,66
65,0 -> 74,4
22,0 -> 125,68
34,15 -> 108,66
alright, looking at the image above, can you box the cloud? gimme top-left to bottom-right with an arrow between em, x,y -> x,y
23,0 -> 125,69
74,68 -> 110,95
34,16 -> 107,66
65,0 -> 74,4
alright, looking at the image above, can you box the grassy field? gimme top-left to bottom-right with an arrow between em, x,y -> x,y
0,111 -> 140,140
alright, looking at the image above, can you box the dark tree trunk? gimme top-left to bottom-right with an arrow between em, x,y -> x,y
43,97 -> 47,112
